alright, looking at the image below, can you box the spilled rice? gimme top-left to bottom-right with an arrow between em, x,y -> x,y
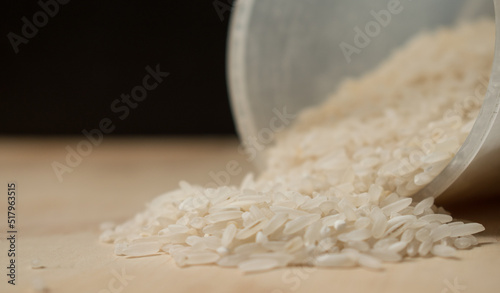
100,20 -> 493,272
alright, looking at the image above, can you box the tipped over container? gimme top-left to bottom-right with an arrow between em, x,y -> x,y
227,0 -> 500,203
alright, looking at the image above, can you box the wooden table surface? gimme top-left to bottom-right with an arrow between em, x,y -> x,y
0,137 -> 499,293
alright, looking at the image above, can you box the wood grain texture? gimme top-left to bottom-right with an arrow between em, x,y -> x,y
0,137 -> 499,293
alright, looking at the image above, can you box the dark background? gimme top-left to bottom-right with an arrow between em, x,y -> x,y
1,0 -> 236,135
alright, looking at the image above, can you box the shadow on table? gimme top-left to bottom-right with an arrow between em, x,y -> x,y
444,195 -> 500,238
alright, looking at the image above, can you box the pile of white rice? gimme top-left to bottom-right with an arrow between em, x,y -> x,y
100,20 -> 493,272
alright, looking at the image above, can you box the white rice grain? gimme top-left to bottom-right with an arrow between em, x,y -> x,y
419,214 -> 453,224
185,252 -> 220,265
381,198 -> 412,215
413,197 -> 434,215
122,242 -> 162,257
238,258 -> 280,272
221,223 -> 237,247
431,244 -> 457,258
338,229 -> 372,242
358,253 -> 383,270
449,223 -> 485,237
283,214 -> 321,235
454,237 -> 473,249
262,214 -> 289,236
315,253 -> 357,267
